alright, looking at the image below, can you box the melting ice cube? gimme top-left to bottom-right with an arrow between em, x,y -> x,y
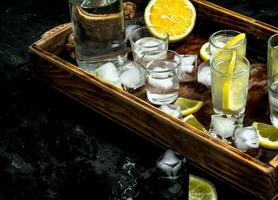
94,62 -> 121,86
156,149 -> 183,178
197,61 -> 211,87
210,115 -> 236,139
159,104 -> 182,119
119,61 -> 144,90
234,126 -> 259,152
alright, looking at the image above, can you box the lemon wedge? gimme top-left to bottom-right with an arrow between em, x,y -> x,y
144,0 -> 196,42
174,97 -> 203,116
222,51 -> 238,111
200,42 -> 210,61
252,122 -> 278,150
183,114 -> 207,132
189,175 -> 218,200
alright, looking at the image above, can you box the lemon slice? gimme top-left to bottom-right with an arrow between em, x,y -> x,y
189,175 -> 217,200
174,97 -> 203,116
144,0 -> 196,42
183,114 -> 207,132
222,51 -> 238,111
200,42 -> 210,61
213,33 -> 246,58
252,122 -> 278,150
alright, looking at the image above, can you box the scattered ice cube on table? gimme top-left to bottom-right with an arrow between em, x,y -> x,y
156,149 -> 183,178
210,115 -> 236,139
234,126 -> 259,152
197,61 -> 211,87
159,104 -> 182,119
94,62 -> 121,86
119,61 -> 144,90
181,55 -> 196,65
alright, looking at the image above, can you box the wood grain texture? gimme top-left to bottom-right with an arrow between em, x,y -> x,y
29,1 -> 278,199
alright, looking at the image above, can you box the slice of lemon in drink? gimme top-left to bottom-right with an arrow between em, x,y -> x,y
200,42 -> 210,61
213,33 -> 246,58
174,97 -> 203,116
183,114 -> 207,132
189,175 -> 218,200
222,51 -> 241,111
252,122 -> 278,150
144,0 -> 196,42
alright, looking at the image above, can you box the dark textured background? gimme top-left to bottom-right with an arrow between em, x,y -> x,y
0,0 -> 277,199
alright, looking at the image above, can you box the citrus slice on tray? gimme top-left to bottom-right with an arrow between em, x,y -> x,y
183,114 -> 207,132
144,0 -> 196,42
200,42 -> 210,61
252,122 -> 278,150
174,97 -> 203,116
189,175 -> 217,200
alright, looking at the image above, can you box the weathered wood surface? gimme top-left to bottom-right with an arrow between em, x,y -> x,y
29,1 -> 278,199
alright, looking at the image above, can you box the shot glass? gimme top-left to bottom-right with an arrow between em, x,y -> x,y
209,30 -> 247,60
130,26 -> 169,63
210,51 -> 250,123
268,73 -> 278,127
267,34 -> 278,77
143,50 -> 181,105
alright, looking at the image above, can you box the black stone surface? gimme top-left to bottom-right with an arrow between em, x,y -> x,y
0,0 -> 277,199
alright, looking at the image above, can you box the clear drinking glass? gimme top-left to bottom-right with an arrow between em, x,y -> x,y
211,51 -> 250,123
130,26 -> 169,63
69,0 -> 127,72
268,73 -> 278,127
209,30 -> 247,59
143,50 -> 181,105
267,34 -> 278,77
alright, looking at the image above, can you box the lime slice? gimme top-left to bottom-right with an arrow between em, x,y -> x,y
222,50 -> 236,111
189,175 -> 217,200
252,122 -> 278,150
183,114 -> 207,132
144,0 -> 196,42
200,42 -> 210,61
174,97 -> 203,116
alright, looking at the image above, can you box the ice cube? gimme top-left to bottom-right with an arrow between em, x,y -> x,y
234,126 -> 259,152
156,149 -> 182,178
125,25 -> 140,41
94,62 -> 120,85
136,37 -> 164,47
159,104 -> 182,119
119,62 -> 144,90
181,65 -> 194,73
209,41 -> 225,56
181,55 -> 196,65
197,61 -> 211,87
211,115 -> 236,139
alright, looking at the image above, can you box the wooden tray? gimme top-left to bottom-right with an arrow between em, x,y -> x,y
29,1 -> 278,199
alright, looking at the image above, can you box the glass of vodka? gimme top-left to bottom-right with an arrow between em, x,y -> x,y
69,0 -> 127,72
143,50 -> 181,105
130,26 -> 169,63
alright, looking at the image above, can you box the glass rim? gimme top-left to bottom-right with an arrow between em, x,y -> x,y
209,29 -> 246,50
143,50 -> 181,73
129,26 -> 169,48
268,33 -> 278,49
211,55 -> 250,76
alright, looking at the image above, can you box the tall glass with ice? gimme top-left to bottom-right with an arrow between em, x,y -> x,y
267,34 -> 278,77
143,50 -> 181,105
209,30 -> 246,59
268,73 -> 278,127
211,51 -> 250,123
69,0 -> 127,72
130,26 -> 169,63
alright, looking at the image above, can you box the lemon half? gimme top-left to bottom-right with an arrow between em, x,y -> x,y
144,0 -> 196,42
